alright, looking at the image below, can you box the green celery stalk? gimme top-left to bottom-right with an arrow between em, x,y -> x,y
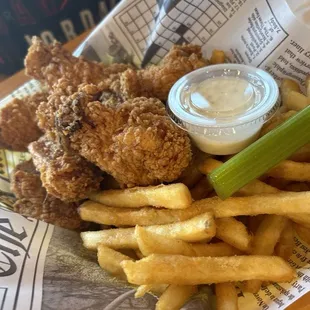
208,105 -> 310,199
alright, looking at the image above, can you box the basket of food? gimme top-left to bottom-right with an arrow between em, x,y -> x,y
2,0 -> 310,309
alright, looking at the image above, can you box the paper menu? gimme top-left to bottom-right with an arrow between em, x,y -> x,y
2,0 -> 310,309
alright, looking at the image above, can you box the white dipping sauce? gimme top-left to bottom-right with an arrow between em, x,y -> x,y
168,64 -> 279,155
190,77 -> 256,116
187,76 -> 261,154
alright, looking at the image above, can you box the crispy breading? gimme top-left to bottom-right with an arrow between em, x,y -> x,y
119,44 -> 208,100
25,37 -> 130,89
28,136 -> 102,201
11,160 -> 81,230
54,85 -> 192,187
0,92 -> 46,151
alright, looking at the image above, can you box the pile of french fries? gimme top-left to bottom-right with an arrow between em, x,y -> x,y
79,67 -> 310,309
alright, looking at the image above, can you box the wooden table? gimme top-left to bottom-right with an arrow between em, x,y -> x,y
0,30 -> 90,100
1,30 -> 310,310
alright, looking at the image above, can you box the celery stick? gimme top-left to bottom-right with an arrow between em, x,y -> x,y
208,106 -> 310,199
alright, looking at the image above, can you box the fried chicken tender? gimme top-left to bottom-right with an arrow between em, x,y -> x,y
25,37 -> 130,89
0,92 -> 46,151
28,136 -> 102,201
11,160 -> 81,230
55,84 -> 192,187
36,78 -> 122,135
119,44 -> 208,100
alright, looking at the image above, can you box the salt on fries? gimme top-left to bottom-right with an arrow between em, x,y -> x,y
121,254 -> 296,285
243,215 -> 288,293
97,245 -> 133,280
80,191 -> 310,227
79,75 -> 310,310
79,200 -> 204,226
215,218 -> 252,252
89,183 -> 192,209
81,212 -> 215,250
135,226 -> 240,257
266,160 -> 310,181
192,191 -> 310,217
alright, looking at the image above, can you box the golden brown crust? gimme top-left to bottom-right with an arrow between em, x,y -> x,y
55,88 -> 192,187
28,136 -> 102,201
25,37 -> 130,89
11,160 -> 81,230
0,92 -> 46,151
119,44 -> 208,101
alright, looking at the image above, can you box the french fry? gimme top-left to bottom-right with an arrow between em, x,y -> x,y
266,160 -> 310,181
287,213 -> 310,229
260,111 -> 296,136
121,254 -> 296,285
79,200 -> 204,226
243,215 -> 288,293
81,212 -> 216,250
293,223 -> 310,245
215,283 -> 238,310
82,228 -> 138,250
89,183 -> 192,209
145,212 -> 216,242
97,245 -> 134,279
82,192 -> 310,228
135,284 -> 168,298
280,79 -> 302,110
215,218 -> 252,252
199,158 -> 279,195
190,177 -> 213,200
285,91 -> 310,111
192,191 -> 310,217
289,144 -> 310,162
210,50 -> 226,64
135,226 -> 241,257
155,285 -> 197,310
306,76 -> 310,97
275,221 -> 294,261
280,78 -> 301,96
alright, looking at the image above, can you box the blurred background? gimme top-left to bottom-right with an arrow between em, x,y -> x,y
0,0 -> 120,81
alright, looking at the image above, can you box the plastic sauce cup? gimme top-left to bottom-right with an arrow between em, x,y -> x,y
167,64 -> 280,155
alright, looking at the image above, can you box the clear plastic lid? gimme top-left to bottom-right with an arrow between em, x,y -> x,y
167,64 -> 280,135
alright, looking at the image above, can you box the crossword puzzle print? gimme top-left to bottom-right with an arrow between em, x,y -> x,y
114,0 -> 228,65
114,0 -> 160,63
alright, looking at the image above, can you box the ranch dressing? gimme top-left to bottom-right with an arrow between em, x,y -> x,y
167,64 -> 280,155
189,77 -> 256,117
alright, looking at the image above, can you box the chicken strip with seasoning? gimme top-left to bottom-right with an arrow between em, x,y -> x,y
11,160 -> 81,230
28,136 -> 102,201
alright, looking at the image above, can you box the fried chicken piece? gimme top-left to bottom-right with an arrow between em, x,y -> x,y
11,160 -> 81,230
28,136 -> 102,201
0,92 -> 46,151
55,84 -> 192,187
25,37 -> 130,89
36,78 -> 122,135
119,44 -> 208,101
